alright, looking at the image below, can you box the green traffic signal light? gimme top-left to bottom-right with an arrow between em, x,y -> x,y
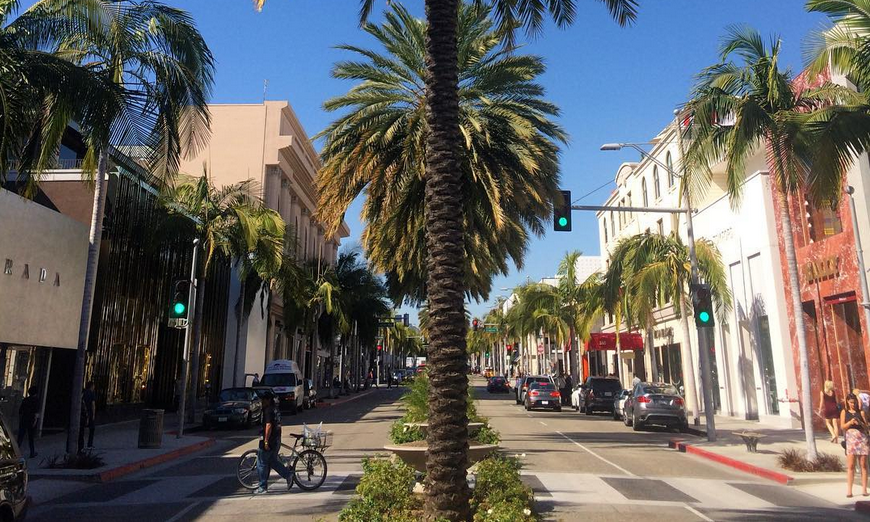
553,189 -> 572,232
558,216 -> 568,227
698,311 -> 710,324
173,302 -> 186,315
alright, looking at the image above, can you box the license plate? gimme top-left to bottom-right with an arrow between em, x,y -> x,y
603,392 -> 612,397
218,417 -> 227,422
541,401 -> 548,405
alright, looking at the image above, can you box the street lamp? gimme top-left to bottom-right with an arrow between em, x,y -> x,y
601,112 -> 718,442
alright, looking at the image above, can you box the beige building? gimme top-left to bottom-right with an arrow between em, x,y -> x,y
180,101 -> 350,390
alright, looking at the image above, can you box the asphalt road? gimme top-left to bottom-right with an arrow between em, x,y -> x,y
473,376 -> 862,521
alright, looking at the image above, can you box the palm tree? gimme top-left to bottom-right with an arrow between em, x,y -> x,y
807,0 -> 870,91
612,232 -> 731,420
30,0 -> 215,455
682,26 -> 870,459
161,173 -> 284,417
0,0 -> 120,196
260,0 -> 639,516
316,3 -> 566,304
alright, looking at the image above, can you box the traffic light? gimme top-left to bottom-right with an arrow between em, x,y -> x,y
377,343 -> 383,352
472,318 -> 479,332
506,344 -> 512,353
553,189 -> 572,232
691,283 -> 715,327
169,280 -> 190,319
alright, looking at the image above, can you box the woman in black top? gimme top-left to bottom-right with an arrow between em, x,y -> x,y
840,393 -> 869,498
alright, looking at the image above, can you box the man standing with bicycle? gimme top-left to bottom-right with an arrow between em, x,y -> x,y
255,390 -> 293,494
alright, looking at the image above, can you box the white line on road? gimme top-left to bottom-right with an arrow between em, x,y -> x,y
555,431 -> 635,477
539,421 -> 548,426
683,504 -> 714,522
166,501 -> 202,522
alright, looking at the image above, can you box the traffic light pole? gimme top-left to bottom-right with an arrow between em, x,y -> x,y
177,239 -> 199,438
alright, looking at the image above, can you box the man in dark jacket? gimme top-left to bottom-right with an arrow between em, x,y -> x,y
78,381 -> 96,452
18,386 -> 39,458
255,390 -> 293,494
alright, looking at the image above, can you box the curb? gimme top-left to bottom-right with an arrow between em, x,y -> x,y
669,438 -> 794,485
97,437 -> 215,482
856,500 -> 870,514
317,389 -> 376,408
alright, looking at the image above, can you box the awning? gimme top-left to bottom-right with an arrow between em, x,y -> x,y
585,332 -> 644,351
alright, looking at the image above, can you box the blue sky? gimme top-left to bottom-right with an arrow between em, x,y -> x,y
22,0 -> 828,324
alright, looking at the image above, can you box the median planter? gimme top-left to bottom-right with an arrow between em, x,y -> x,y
402,421 -> 484,438
383,441 -> 499,473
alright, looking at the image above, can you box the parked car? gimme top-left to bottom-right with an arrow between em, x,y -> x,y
516,375 -> 554,404
302,379 -> 317,409
487,376 -> 510,393
524,381 -> 562,412
572,377 -> 622,414
611,389 -> 631,420
0,413 -> 27,521
203,388 -> 263,429
623,382 -> 688,432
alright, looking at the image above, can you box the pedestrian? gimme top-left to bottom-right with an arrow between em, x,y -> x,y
632,374 -> 641,387
252,373 -> 260,387
333,376 -> 342,396
562,375 -> 573,406
17,386 -> 39,458
841,393 -> 869,498
370,369 -> 378,388
386,367 -> 393,389
255,390 -> 293,494
820,380 -> 840,443
78,381 -> 96,452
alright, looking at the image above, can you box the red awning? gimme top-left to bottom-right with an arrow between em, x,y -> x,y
585,332 -> 644,351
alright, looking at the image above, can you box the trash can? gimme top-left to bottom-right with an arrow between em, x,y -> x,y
138,409 -> 164,449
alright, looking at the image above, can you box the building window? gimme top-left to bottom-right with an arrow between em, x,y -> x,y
603,218 -> 608,243
666,152 -> 675,187
642,178 -> 648,207
610,211 -> 615,237
657,218 -> 664,235
653,166 -> 661,199
804,197 -> 842,243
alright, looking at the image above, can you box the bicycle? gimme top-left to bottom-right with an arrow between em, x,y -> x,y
237,430 -> 331,491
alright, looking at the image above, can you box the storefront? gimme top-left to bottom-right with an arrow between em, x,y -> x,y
774,189 -> 870,427
584,332 -> 644,387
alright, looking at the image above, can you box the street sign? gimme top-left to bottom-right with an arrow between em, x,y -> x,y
378,322 -> 394,328
168,317 -> 188,329
537,344 -> 544,354
484,326 -> 498,333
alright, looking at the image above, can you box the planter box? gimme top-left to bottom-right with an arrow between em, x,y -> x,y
384,442 -> 498,473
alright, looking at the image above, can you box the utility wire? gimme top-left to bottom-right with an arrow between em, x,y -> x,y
571,179 -> 615,205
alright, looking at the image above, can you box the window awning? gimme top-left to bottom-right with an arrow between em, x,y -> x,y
585,332 -> 644,351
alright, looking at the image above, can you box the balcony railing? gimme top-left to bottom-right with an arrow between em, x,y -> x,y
7,158 -> 85,170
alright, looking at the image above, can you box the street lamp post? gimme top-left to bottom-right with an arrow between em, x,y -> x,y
846,186 -> 870,362
600,114 -> 718,441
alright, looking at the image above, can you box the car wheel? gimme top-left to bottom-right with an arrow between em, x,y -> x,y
632,413 -> 642,431
524,399 -> 531,411
612,408 -> 620,421
585,404 -> 592,415
291,401 -> 298,415
623,410 -> 632,426
679,421 -> 689,433
555,406 -> 562,412
244,413 -> 252,429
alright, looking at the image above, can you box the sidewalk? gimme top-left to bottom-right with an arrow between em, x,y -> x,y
28,411 -> 213,482
670,414 -> 861,510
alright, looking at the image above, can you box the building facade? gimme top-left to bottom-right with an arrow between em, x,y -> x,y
178,101 -> 350,392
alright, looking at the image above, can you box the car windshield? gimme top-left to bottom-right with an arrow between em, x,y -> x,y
260,373 -> 297,387
590,379 -> 621,392
219,389 -> 251,402
529,377 -> 550,384
642,385 -> 679,395
491,377 -> 505,384
530,382 -> 555,390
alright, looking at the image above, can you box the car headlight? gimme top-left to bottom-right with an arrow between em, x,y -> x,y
233,408 -> 247,414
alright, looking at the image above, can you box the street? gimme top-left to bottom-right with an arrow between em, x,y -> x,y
28,378 -> 862,521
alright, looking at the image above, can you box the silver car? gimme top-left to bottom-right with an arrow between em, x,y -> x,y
623,382 -> 688,432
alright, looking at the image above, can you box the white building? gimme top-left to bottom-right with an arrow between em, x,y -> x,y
596,120 -> 798,426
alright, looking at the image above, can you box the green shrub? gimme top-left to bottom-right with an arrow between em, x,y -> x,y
400,372 -> 429,422
390,417 -> 425,444
472,455 -> 534,518
472,424 -> 500,445
338,457 -> 420,522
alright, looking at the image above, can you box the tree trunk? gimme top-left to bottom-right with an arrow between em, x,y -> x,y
777,189 -> 818,460
422,0 -> 470,518
678,294 -> 701,422
66,149 -> 109,455
187,276 -> 206,421
232,276 -> 246,387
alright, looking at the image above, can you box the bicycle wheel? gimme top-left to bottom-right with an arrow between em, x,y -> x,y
237,449 -> 260,490
292,449 -> 327,491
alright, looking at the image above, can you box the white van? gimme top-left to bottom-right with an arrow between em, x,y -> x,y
261,359 -> 304,414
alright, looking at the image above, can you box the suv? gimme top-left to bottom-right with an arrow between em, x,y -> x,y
572,377 -> 622,414
516,375 -> 554,405
623,382 -> 688,432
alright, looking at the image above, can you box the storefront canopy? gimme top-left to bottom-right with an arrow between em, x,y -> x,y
585,332 -> 644,351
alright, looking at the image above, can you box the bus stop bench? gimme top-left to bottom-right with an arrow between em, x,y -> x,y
733,431 -> 766,452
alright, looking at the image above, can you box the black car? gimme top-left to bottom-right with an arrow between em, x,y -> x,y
486,376 -> 510,393
573,377 -> 622,414
0,414 -> 27,521
203,388 -> 263,429
303,379 -> 317,410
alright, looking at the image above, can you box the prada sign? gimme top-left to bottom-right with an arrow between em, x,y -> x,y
4,259 -> 62,287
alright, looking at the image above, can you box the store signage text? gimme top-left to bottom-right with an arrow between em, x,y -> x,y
803,255 -> 839,284
3,259 -> 61,287
653,327 -> 673,339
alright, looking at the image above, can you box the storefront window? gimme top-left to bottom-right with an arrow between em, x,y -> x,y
757,316 -> 779,414
829,296 -> 868,391
804,197 -> 842,243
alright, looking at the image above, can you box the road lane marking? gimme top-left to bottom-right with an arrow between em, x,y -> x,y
683,504 -> 713,521
555,431 -> 635,477
166,501 -> 202,522
539,421 -> 548,426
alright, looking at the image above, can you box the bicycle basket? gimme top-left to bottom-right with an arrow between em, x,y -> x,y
303,430 -> 332,450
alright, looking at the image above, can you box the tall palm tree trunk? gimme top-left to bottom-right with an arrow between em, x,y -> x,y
678,294 -> 701,422
66,149 -> 109,455
187,278 -> 206,421
422,0 -> 470,517
777,188 -> 818,460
